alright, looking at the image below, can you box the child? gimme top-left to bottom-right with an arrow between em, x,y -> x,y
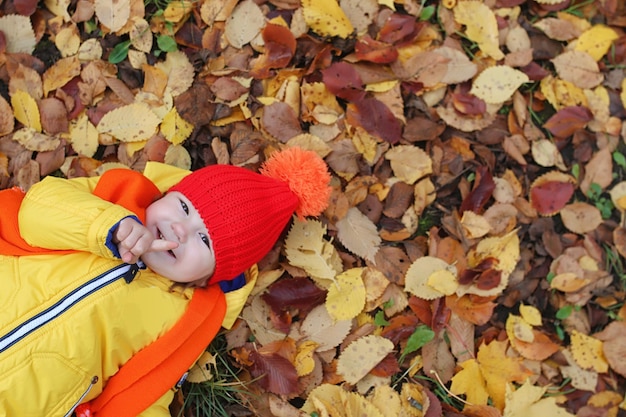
0,147 -> 331,417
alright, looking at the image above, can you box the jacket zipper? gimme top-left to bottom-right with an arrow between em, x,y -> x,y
64,376 -> 99,417
0,263 -> 139,354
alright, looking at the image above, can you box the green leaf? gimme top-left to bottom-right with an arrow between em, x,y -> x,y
419,5 -> 435,21
374,310 -> 390,326
546,271 -> 556,284
613,151 -> 626,169
108,40 -> 131,64
157,35 -> 178,52
556,305 -> 573,320
402,325 -> 434,358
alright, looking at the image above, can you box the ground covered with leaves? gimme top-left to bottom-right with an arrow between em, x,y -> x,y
0,0 -> 625,416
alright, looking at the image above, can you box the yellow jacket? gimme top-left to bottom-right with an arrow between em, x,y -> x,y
0,162 -> 255,417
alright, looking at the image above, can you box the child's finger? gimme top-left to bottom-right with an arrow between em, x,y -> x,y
148,239 -> 179,253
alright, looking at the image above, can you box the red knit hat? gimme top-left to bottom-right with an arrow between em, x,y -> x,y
169,147 -> 332,285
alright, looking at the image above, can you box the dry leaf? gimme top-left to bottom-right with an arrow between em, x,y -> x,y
335,207 -> 381,264
11,90 -> 42,132
300,304 -> 352,351
503,379 -> 575,417
94,0 -> 131,32
336,335 -> 394,385
560,202 -> 603,235
574,24 -> 619,61
285,218 -> 342,284
325,268 -> 366,321
224,0 -> 265,48
453,2 -> 504,61
0,14 -> 36,53
470,66 -> 529,104
569,330 -> 609,373
97,102 -> 161,142
405,256 -> 457,300
551,50 -> 603,89
385,145 -> 432,185
302,0 -> 354,39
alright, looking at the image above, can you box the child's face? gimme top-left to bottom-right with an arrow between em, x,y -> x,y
142,191 -> 215,285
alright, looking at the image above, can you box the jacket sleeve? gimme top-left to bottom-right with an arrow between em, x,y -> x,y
137,390 -> 175,417
17,175 -> 136,258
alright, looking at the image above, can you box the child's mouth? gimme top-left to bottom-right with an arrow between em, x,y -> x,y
157,228 -> 177,259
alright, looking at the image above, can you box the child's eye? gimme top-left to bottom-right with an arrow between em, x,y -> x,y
179,199 -> 189,215
200,234 -> 211,249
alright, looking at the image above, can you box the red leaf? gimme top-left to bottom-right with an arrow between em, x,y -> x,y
452,92 -> 487,116
14,0 -> 38,15
408,296 -> 433,325
378,13 -> 421,45
520,61 -> 550,81
261,277 -> 327,316
346,98 -> 403,144
249,350 -> 299,395
543,106 -> 593,138
370,352 -> 401,377
530,180 -> 575,215
475,269 -> 502,290
321,62 -> 365,101
381,313 -> 420,345
459,166 -> 495,214
355,35 -> 398,64
250,23 -> 297,79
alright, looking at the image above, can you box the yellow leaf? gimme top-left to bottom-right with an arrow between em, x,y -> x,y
570,330 -> 609,373
519,304 -> 542,326
163,0 -> 193,23
335,207 -> 381,264
451,340 -> 532,411
326,268 -> 366,321
302,0 -> 354,39
540,75 -> 587,110
351,127 -> 379,164
450,359 -> 490,406
574,25 -> 619,61
405,256 -> 457,300
427,269 -> 458,296
164,144 -> 191,170
453,2 -> 504,60
385,145 -> 433,185
550,272 -> 591,292
294,341 -> 318,377
336,335 -> 394,384
470,66 -> 530,104
506,314 -> 535,344
186,351 -> 216,383
621,79 -> 626,111
470,229 -> 520,274
97,102 -> 161,142
285,218 -> 342,284
504,379 -> 575,417
42,56 -> 82,96
11,90 -> 41,132
70,113 -> 99,157
161,107 -> 193,145
368,385 -> 403,417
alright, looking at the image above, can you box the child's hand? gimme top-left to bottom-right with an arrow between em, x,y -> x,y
113,218 -> 178,264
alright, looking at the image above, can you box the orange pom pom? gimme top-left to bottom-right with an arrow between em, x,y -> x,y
260,147 -> 331,219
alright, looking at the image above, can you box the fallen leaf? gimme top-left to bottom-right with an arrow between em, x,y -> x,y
453,2 -> 504,61
574,24 -> 619,61
301,0 -> 354,39
503,379 -> 575,417
325,268 -> 366,321
94,0 -> 130,32
569,330 -> 609,373
385,145 -> 432,185
336,207 -> 381,264
0,14 -> 36,53
337,335 -> 394,385
450,340 -> 532,411
551,50 -> 603,89
470,66 -> 530,104
560,202 -> 603,235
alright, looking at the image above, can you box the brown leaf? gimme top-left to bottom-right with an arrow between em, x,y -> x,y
261,101 -> 302,143
543,106 -> 593,138
346,97 -> 403,144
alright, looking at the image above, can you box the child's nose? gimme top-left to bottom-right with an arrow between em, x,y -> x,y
171,221 -> 188,243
